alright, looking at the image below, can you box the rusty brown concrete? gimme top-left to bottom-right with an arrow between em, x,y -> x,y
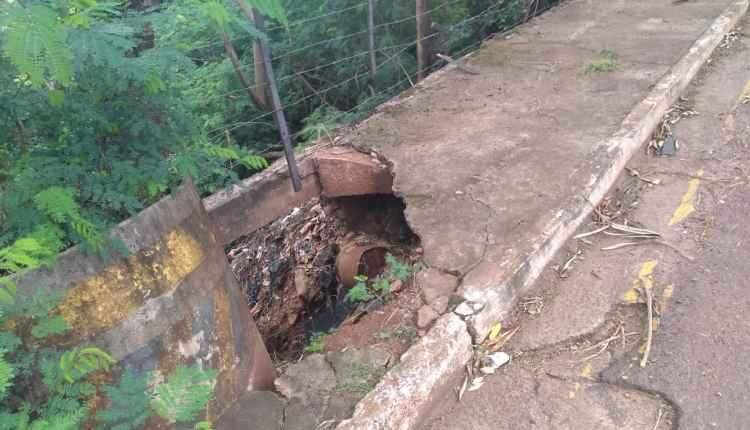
313,147 -> 393,198
204,156 -> 322,246
16,181 -> 275,425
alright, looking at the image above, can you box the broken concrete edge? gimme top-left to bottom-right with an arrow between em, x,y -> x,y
203,145 -> 393,245
334,2 -> 750,428
336,314 -> 472,430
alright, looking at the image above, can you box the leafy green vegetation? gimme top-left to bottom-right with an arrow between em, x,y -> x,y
0,0 -> 538,426
345,254 -> 414,304
1,0 -> 532,261
335,362 -> 386,396
346,275 -> 376,304
304,331 -> 328,353
584,49 -> 620,74
150,365 -> 217,424
96,370 -> 151,430
0,279 -> 216,428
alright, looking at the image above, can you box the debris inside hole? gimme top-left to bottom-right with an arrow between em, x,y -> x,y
227,194 -> 420,362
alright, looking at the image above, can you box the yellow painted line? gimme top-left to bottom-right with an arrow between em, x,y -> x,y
637,260 -> 657,290
623,260 -> 657,303
568,382 -> 582,400
738,79 -> 750,105
668,169 -> 704,226
579,363 -> 594,380
660,284 -> 675,313
623,289 -> 640,304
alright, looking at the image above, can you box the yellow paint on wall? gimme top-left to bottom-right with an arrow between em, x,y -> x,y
58,229 -> 205,338
668,170 -> 704,226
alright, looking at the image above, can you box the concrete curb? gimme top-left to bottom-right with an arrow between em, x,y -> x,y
335,1 -> 750,428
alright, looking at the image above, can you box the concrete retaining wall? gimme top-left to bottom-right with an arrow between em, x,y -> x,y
14,146 -> 393,426
204,146 -> 393,245
16,181 -> 275,424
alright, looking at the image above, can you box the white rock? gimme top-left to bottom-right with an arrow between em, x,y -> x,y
487,352 -> 511,369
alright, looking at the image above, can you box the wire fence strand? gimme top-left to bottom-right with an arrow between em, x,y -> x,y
208,0 -> 509,138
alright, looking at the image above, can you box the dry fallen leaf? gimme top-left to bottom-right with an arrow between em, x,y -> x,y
488,323 -> 503,341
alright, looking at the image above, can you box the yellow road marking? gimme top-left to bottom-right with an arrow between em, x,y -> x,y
623,289 -> 640,304
623,260 -> 657,303
668,169 -> 704,226
579,363 -> 594,380
738,79 -> 750,105
568,382 -> 582,399
660,284 -> 675,313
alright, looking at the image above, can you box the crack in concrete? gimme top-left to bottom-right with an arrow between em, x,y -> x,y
510,296 -> 680,428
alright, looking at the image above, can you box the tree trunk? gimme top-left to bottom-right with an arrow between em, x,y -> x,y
235,0 -> 302,191
416,0 -> 433,81
222,32 -> 267,111
368,0 -> 377,81
250,9 -> 270,110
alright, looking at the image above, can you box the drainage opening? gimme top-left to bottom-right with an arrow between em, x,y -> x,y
227,193 -> 420,362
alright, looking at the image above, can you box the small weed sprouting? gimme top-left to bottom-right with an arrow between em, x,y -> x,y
336,362 -> 386,396
304,331 -> 328,353
374,330 -> 391,340
584,49 -> 620,74
395,325 -> 418,342
345,275 -> 376,304
345,254 -> 415,304
385,253 -> 411,282
371,277 -> 391,295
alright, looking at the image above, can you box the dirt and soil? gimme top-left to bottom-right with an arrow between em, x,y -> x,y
226,193 -> 421,361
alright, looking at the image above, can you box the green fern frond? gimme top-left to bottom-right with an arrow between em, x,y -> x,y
150,365 -> 216,424
70,218 -> 105,253
96,369 -> 151,430
239,154 -> 269,171
31,315 -> 70,339
33,188 -> 80,224
0,224 -> 64,273
0,333 -> 21,357
59,347 -> 115,383
0,278 -> 16,306
1,5 -> 74,87
197,0 -> 236,30
63,0 -> 123,29
249,0 -> 288,26
30,407 -> 86,430
0,408 -> 30,430
0,355 -> 13,401
205,145 -> 268,171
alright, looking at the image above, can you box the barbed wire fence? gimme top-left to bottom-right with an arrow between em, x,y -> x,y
192,0 -> 562,188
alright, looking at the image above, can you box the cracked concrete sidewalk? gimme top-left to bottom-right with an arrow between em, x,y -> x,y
331,0 -> 748,428
421,13 -> 750,430
344,0 -> 734,323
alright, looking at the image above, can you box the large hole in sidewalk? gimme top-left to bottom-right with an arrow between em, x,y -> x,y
227,193 -> 421,362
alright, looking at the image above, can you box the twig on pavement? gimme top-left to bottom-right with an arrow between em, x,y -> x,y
652,406 -> 663,430
640,285 -> 654,368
